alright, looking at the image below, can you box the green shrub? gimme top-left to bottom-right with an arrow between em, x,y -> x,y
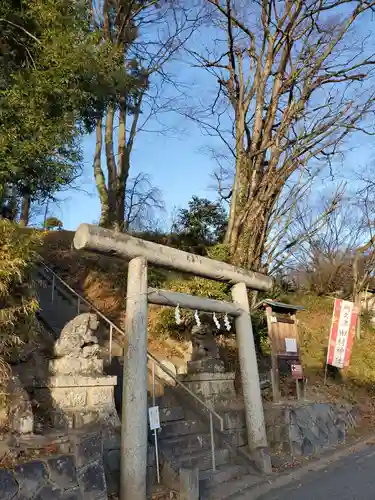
0,221 -> 42,366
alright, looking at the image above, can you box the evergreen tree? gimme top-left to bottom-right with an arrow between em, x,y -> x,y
0,0 -> 136,221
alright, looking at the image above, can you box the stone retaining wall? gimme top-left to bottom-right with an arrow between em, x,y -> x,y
265,402 -> 359,457
102,426 -> 156,496
0,427 -> 157,500
0,429 -> 108,500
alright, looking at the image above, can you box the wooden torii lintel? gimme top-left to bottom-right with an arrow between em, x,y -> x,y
73,223 -> 273,292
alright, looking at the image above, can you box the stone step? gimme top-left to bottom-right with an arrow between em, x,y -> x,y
159,432 -> 212,454
202,473 -> 265,500
176,448 -> 229,472
36,275 -> 90,322
158,406 -> 185,423
36,285 -> 78,334
222,429 -> 247,448
105,445 -> 157,474
153,389 -> 180,408
38,300 -> 75,322
199,465 -> 249,490
39,290 -> 85,315
37,314 -> 67,338
222,410 -> 246,430
158,419 -> 208,440
184,408 -> 246,432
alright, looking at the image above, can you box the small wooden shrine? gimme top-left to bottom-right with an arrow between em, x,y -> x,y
256,299 -> 305,402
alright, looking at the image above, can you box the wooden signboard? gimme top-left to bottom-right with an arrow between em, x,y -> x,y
258,299 -> 305,402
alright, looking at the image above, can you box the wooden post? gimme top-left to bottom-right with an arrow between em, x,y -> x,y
291,314 -> 303,400
231,283 -> 272,473
120,257 -> 148,500
296,380 -> 301,400
265,306 -> 280,402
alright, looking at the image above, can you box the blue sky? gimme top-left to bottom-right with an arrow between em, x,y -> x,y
57,123 -> 216,231
54,93 -> 374,234
46,4 -> 375,232
51,60 -> 222,230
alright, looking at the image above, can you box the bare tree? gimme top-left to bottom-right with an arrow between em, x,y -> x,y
90,1 -> 200,230
185,0 -> 375,270
265,178 -> 346,275
284,188 -> 361,293
125,172 -> 165,231
204,146 -> 234,205
352,178 -> 375,303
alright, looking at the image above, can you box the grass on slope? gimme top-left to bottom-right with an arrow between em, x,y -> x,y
38,229 -> 191,361
289,293 -> 375,424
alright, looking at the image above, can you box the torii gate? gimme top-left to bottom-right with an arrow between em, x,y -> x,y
73,223 -> 273,500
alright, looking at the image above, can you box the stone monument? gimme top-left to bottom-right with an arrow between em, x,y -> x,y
179,324 -> 237,408
33,313 -> 120,430
50,313 -> 103,375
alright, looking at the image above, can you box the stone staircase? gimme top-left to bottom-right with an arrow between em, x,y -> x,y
156,393 -> 267,499
34,263 -> 268,499
35,264 -> 90,338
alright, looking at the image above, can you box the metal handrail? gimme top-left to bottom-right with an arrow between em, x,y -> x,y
37,261 -> 224,469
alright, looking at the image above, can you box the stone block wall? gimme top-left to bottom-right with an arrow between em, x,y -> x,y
30,376 -> 120,431
179,372 -> 237,408
265,402 -> 359,457
0,429 -> 108,500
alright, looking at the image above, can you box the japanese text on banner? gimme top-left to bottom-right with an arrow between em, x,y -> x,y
327,299 -> 358,369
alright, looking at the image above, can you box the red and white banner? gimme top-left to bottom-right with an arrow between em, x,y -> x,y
327,299 -> 358,369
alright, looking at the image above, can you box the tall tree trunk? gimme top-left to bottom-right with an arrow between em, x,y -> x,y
93,117 -> 110,226
115,95 -> 142,231
228,197 -> 274,271
225,114 -> 245,245
7,186 -> 18,221
115,151 -> 130,231
19,194 -> 30,227
104,103 -> 117,227
226,153 -> 281,271
94,101 -> 137,231
116,101 -> 127,231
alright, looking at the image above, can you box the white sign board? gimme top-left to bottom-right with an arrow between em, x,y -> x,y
285,338 -> 297,353
148,406 -> 160,431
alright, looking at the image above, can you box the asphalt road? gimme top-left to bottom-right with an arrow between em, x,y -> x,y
257,446 -> 375,500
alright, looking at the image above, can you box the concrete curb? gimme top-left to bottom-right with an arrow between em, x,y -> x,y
247,434 -> 375,499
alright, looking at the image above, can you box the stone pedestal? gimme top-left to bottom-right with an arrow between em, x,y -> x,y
33,375 -> 120,430
187,358 -> 225,374
49,357 -> 104,375
179,358 -> 236,408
